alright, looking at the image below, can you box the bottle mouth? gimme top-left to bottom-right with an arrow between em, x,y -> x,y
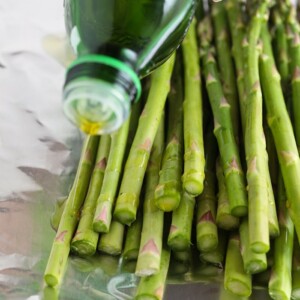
63,78 -> 130,135
62,55 -> 141,135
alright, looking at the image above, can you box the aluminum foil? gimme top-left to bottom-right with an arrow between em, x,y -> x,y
0,1 -> 271,299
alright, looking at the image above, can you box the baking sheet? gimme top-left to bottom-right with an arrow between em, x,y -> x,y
0,1 -> 271,299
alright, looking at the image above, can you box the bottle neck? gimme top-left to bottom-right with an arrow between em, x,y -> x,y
63,55 -> 142,135
65,54 -> 141,102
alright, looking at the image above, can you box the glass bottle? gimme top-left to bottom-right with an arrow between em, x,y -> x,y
63,0 -> 199,134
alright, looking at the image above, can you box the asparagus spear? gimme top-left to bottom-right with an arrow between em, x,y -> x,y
135,115 -> 165,276
243,2 -> 270,254
97,220 -> 125,256
50,196 -> 67,232
226,6 -> 276,235
292,236 -> 300,299
154,57 -> 183,212
181,19 -> 205,197
196,124 -> 218,253
215,159 -> 240,231
225,0 -> 247,132
277,0 -> 293,21
168,191 -> 195,252
113,54 -> 175,225
260,16 -> 300,244
135,248 -> 170,300
122,210 -> 143,261
199,17 -> 248,217
268,174 -> 294,300
200,230 -> 227,268
272,9 -> 290,90
224,233 -> 252,297
261,114 -> 280,239
70,135 -> 111,256
239,218 -> 268,275
93,117 -> 130,233
211,1 -> 240,142
44,135 -> 99,287
287,15 -> 300,148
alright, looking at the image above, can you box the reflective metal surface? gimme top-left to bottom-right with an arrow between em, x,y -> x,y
0,1 -> 271,299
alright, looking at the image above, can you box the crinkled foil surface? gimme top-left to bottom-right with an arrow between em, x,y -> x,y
0,1 -> 270,299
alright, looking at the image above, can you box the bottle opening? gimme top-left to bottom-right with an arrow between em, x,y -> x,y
63,79 -> 130,135
63,55 -> 141,135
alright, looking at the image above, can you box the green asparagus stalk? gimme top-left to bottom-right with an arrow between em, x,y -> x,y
227,10 -> 276,238
181,19 -> 205,197
263,111 -> 280,238
167,191 -> 195,252
200,230 -> 227,268
93,118 -> 130,233
125,100 -> 143,157
154,58 -> 183,212
135,248 -> 170,300
292,236 -> 300,299
113,55 -> 175,225
44,135 -> 99,287
264,118 -> 279,187
211,1 -> 240,142
97,220 -> 125,256
215,159 -> 240,231
272,9 -> 290,89
122,210 -> 143,261
135,114 -> 165,276
71,135 -> 111,256
239,218 -> 268,275
199,19 -> 248,217
50,196 -> 67,232
224,233 -> 252,297
42,285 -> 59,300
287,16 -> 300,149
278,0 -> 293,21
268,174 -> 294,300
196,124 -> 218,253
260,18 -> 300,244
243,2 -> 270,254
225,0 -> 247,132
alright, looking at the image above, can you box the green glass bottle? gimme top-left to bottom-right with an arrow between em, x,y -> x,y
63,0 -> 199,134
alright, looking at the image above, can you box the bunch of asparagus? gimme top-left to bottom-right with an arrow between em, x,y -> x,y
44,0 -> 300,299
